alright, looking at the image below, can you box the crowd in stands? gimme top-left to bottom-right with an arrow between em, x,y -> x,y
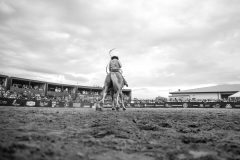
2,82 -> 240,105
54,87 -> 62,92
133,97 -> 240,104
133,99 -> 160,104
2,78 -> 240,105
12,83 -> 44,91
0,84 -> 131,105
168,97 -> 240,102
133,96 -> 167,104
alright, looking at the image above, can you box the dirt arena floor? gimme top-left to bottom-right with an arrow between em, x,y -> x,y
0,106 -> 240,160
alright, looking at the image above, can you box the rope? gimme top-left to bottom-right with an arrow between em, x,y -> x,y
106,64 -> 109,74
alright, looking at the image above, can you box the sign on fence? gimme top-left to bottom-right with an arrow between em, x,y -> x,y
26,101 -> 36,107
1,97 -> 240,108
73,103 -> 81,107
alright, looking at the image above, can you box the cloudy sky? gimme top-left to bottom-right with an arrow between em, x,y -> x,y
0,0 -> 240,98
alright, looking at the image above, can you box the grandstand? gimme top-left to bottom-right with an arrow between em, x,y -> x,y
0,74 -> 132,107
2,74 -> 240,109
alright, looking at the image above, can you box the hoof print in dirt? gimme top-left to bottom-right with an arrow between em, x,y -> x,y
93,130 -> 114,138
138,123 -> 159,131
159,122 -> 172,128
132,118 -> 137,123
188,123 -> 199,128
181,136 -> 209,144
177,128 -> 192,133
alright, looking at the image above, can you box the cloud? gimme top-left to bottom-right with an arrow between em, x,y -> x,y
0,1 -> 15,15
62,73 -> 89,83
1,0 -> 240,98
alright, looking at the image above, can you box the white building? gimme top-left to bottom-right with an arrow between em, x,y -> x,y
169,84 -> 240,100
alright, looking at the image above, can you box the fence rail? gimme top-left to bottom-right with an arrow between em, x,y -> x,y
1,97 -> 240,109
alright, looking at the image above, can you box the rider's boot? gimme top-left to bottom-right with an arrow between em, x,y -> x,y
123,78 -> 128,87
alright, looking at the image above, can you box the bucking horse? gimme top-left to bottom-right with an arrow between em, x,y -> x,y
96,50 -> 126,111
96,71 -> 126,111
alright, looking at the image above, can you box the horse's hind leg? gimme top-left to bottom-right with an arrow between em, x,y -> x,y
115,91 -> 121,111
97,86 -> 108,111
119,92 -> 126,111
122,94 -> 126,111
111,91 -> 115,110
100,86 -> 108,104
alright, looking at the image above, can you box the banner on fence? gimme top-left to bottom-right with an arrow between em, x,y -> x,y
26,101 -> 36,107
73,103 -> 81,107
1,97 -> 240,108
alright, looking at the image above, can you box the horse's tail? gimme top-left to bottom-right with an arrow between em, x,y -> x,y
110,72 -> 124,91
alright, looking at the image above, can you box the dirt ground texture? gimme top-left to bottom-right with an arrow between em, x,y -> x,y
0,107 -> 240,160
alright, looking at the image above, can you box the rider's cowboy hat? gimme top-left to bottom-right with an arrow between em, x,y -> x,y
111,56 -> 119,60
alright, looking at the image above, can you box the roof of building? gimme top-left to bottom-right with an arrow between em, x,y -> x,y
11,76 -> 46,83
170,84 -> 240,94
10,76 -> 132,92
229,91 -> 240,98
0,74 -> 8,78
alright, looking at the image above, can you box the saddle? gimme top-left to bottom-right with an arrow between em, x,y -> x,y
110,68 -> 120,72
